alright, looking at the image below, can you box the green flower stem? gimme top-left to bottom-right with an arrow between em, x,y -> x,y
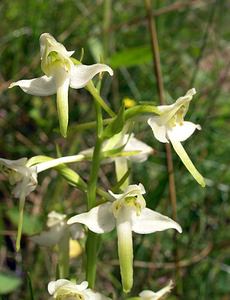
87,82 -> 116,118
124,105 -> 160,120
86,94 -> 104,288
86,231 -> 101,288
58,230 -> 70,278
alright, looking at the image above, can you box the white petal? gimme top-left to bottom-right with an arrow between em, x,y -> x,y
109,183 -> 145,200
47,211 -> 66,227
67,203 -> 115,233
0,157 -> 28,168
124,135 -> 153,162
40,33 -> 74,60
139,280 -> 173,300
148,117 -> 169,143
31,225 -> 66,247
70,63 -> 113,89
9,76 -> 56,96
48,279 -> 70,295
167,121 -> 201,142
153,280 -> 174,299
84,289 -> 111,300
132,208 -> 182,234
158,88 -> 196,124
170,139 -> 206,187
139,290 -> 157,299
75,281 -> 88,292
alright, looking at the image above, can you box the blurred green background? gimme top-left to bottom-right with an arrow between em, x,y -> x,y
0,0 -> 229,299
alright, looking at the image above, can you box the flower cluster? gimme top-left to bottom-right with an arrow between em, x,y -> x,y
2,33 -> 206,299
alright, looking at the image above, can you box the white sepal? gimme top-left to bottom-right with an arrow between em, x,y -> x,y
167,121 -> 201,142
9,76 -> 56,96
139,280 -> 174,300
132,208 -> 182,234
67,202 -> 115,233
70,63 -> 113,89
148,117 -> 169,143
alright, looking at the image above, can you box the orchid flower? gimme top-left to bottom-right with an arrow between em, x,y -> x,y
105,133 -> 153,190
139,280 -> 173,300
81,132 -> 153,189
147,88 -> 205,187
0,154 -> 84,250
32,211 -> 83,277
9,33 -> 113,137
48,279 -> 111,300
102,133 -> 153,163
67,184 -> 182,293
31,211 -> 83,247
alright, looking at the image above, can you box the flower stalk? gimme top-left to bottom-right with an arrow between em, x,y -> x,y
86,88 -> 104,288
58,229 -> 70,278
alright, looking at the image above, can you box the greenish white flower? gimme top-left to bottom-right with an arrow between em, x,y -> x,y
48,279 -> 111,300
67,184 -> 181,293
139,280 -> 173,300
81,132 -> 153,190
0,154 -> 84,251
0,157 -> 37,198
147,88 -> 205,187
0,154 -> 84,198
102,133 -> 153,163
9,33 -> 113,137
31,211 -> 83,247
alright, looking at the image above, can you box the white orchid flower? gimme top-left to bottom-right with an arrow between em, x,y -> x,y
139,280 -> 173,300
81,132 -> 153,190
9,33 -> 113,137
147,88 -> 205,187
102,133 -> 153,163
81,133 -> 152,162
107,133 -> 153,190
0,154 -> 84,199
0,157 -> 37,198
31,211 -> 83,247
0,154 -> 84,251
67,184 -> 182,293
0,157 -> 37,251
32,211 -> 83,278
48,279 -> 111,300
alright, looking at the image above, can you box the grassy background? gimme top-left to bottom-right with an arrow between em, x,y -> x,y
0,1 -> 229,299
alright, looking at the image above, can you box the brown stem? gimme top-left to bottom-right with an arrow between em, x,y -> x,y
145,0 -> 180,291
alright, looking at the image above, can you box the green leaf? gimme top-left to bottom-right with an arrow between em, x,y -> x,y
0,273 -> 22,294
6,208 -> 42,235
103,103 -> 125,139
109,45 -> 152,68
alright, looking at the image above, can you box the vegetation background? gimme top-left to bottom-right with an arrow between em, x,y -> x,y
0,0 -> 229,299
